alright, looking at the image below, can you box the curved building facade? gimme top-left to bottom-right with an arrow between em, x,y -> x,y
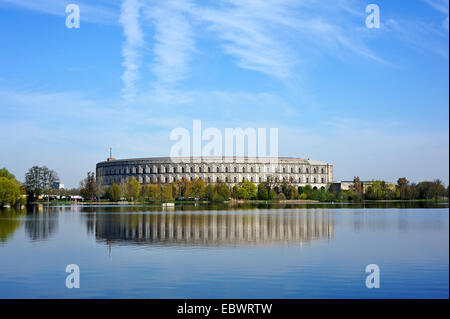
96,157 -> 333,188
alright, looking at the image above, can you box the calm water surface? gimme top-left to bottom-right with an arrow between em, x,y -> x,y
0,203 -> 448,298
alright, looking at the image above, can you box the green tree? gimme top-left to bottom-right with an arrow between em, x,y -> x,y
25,166 -> 59,201
268,189 -> 276,200
126,178 -> 141,201
241,181 -> 257,199
109,183 -> 122,201
0,168 -> 15,180
216,183 -> 231,200
396,177 -> 410,200
257,183 -> 269,200
0,177 -> 21,206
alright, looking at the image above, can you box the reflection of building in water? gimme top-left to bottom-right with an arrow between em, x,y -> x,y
93,210 -> 334,246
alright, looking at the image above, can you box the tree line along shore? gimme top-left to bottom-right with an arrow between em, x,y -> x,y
1,166 -> 449,207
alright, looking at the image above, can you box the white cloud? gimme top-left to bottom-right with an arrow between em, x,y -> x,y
119,0 -> 144,101
145,0 -> 195,85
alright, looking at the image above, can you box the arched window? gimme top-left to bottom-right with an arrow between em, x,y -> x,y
173,167 -> 177,173
306,177 -> 309,183
243,167 -> 246,173
191,167 -> 194,173
299,177 -> 302,183
216,177 -> 220,182
314,177 -> 317,183
251,167 -> 254,173
251,177 -> 254,182
306,168 -> 310,173
321,177 -> 324,183
217,167 -> 220,172
208,167 -> 211,173
283,167 -> 286,173
225,177 -> 228,182
234,167 -> 237,172
182,167 -> 185,173
199,167 -> 202,173
207,177 -> 211,183
234,177 -> 237,183
225,167 -> 229,173
291,167 -> 293,173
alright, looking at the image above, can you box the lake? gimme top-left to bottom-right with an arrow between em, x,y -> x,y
0,203 -> 448,298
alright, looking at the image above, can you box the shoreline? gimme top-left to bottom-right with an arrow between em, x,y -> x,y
25,198 -> 449,206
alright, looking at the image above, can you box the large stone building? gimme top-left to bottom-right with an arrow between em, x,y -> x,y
96,157 -> 333,188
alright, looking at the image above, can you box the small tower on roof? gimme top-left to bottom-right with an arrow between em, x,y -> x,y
107,147 -> 116,162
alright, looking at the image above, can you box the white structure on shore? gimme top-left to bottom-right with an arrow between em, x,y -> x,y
96,157 -> 334,188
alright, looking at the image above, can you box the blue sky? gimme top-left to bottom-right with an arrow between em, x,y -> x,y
0,0 -> 448,188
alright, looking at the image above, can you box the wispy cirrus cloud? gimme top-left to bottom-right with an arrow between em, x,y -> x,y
119,0 -> 144,101
186,0 -> 385,79
424,0 -> 449,14
424,0 -> 449,30
145,0 -> 196,86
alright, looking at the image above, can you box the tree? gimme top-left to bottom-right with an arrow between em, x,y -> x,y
109,183 -> 121,201
187,178 -> 206,199
269,189 -> 277,200
351,176 -> 363,194
176,178 -> 191,197
0,177 -> 21,206
204,184 -> 216,201
350,176 -> 363,202
162,184 -> 173,201
24,166 -> 59,201
126,178 -> 141,201
0,168 -> 15,180
143,184 -> 161,201
241,181 -> 257,199
257,183 -> 269,200
396,177 -> 410,199
216,183 -> 231,200
430,179 -> 446,201
80,172 -> 97,200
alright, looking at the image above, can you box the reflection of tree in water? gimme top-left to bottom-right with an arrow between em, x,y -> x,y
25,206 -> 59,241
0,207 -> 26,243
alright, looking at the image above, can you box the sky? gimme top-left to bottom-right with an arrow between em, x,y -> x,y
0,0 -> 448,188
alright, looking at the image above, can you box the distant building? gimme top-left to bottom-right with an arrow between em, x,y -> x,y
96,156 -> 334,188
52,182 -> 65,190
330,180 -> 393,193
